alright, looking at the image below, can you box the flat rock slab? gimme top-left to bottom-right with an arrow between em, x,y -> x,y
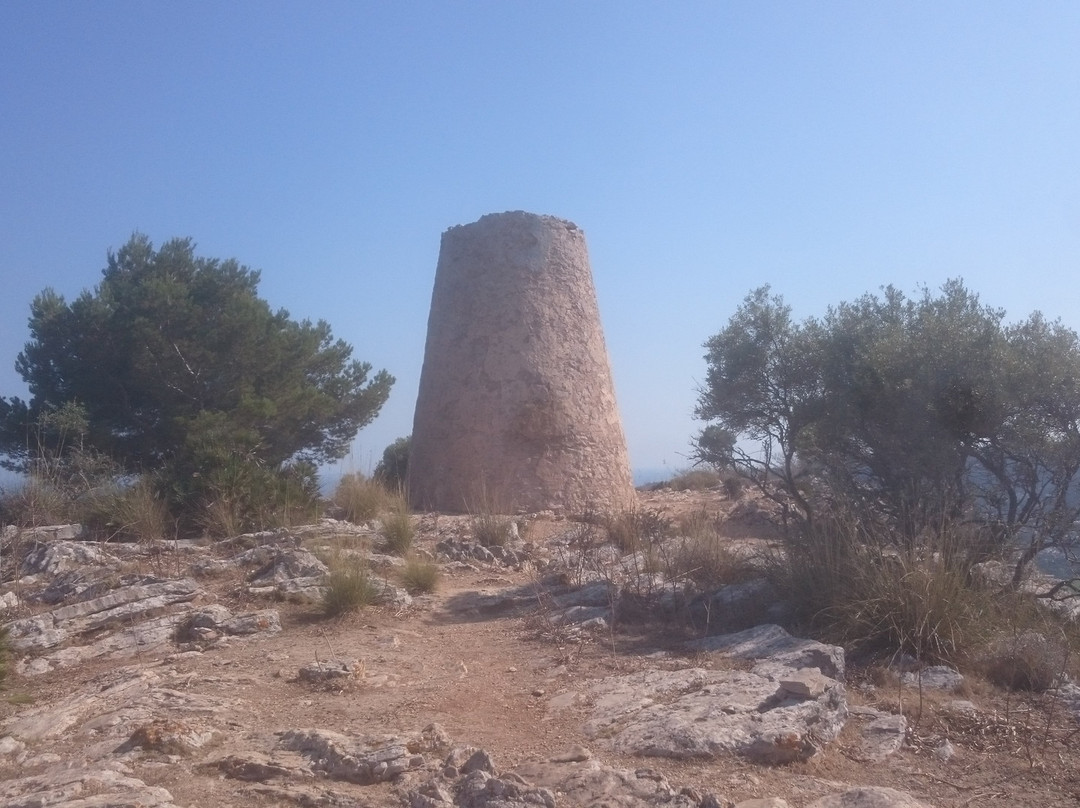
807,787 -> 934,808
412,753 -> 725,808
3,665 -> 236,751
515,758 -> 722,808
0,761 -> 181,807
899,666 -> 964,691
560,665 -> 846,764
686,624 -> 845,679
4,578 -> 202,652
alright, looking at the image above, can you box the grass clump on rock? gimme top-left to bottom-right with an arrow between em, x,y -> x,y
401,557 -> 440,594
380,498 -> 414,555
770,512 -> 997,663
321,556 -> 378,617
471,512 -> 515,548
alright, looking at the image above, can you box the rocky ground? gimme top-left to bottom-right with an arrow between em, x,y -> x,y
1,487 -> 1079,808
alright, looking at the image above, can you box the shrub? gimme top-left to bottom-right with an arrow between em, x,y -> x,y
472,512 -> 515,548
605,509 -> 669,554
100,480 -> 170,542
401,557 -> 440,594
673,534 -> 754,592
720,472 -> 746,500
380,505 -> 414,556
771,512 -> 996,663
322,556 -> 378,617
373,436 -> 410,492
0,479 -> 74,527
333,473 -> 391,524
985,630 -> 1069,692
198,458 -> 320,538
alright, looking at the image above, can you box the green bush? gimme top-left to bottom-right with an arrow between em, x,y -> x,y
1,236 -> 393,537
321,556 -> 378,617
91,480 -> 170,542
374,436 -> 410,492
196,459 -> 319,538
401,557 -> 440,594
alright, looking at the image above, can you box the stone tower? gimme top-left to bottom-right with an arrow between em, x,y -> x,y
407,211 -> 635,514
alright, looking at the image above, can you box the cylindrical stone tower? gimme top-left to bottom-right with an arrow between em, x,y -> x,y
407,211 -> 636,514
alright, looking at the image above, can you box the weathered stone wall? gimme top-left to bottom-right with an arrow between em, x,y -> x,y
407,211 -> 635,514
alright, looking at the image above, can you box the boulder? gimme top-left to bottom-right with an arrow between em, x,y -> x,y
686,624 -> 845,679
278,728 -> 427,784
567,665 -> 846,764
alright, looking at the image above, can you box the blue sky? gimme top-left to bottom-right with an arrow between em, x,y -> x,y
2,2 -> 1079,483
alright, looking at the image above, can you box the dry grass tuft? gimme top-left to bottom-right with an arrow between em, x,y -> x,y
321,555 -> 378,617
380,499 -> 414,556
401,556 -> 440,594
333,474 -> 392,524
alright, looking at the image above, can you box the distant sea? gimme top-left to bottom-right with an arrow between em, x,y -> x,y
633,468 -> 673,487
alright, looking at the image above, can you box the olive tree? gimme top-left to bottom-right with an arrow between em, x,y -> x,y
696,281 -> 1080,587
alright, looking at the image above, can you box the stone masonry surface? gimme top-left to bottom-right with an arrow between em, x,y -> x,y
408,211 -> 635,514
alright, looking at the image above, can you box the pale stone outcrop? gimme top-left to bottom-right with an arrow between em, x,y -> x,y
408,211 -> 635,514
807,787 -> 934,808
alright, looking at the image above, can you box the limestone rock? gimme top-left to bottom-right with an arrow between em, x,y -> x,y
570,665 -> 846,764
3,666 -> 235,746
0,762 -> 180,807
118,717 -> 217,756
514,757 -> 725,808
899,666 -> 964,691
278,728 -> 427,784
686,624 -> 846,679
807,787 -> 934,808
19,537 -> 110,577
298,659 -> 364,685
850,709 -> 907,762
4,577 -> 202,653
201,751 -> 311,782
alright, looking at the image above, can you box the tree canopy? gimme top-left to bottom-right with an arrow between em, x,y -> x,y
696,280 -> 1080,585
1,235 -> 393,523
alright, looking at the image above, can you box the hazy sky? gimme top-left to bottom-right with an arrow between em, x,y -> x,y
2,2 -> 1079,481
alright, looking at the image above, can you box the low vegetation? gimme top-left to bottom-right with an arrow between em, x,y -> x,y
471,512 -> 514,548
380,501 -> 414,555
321,555 -> 378,617
333,473 -> 392,524
400,556 -> 440,594
0,626 -> 10,687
